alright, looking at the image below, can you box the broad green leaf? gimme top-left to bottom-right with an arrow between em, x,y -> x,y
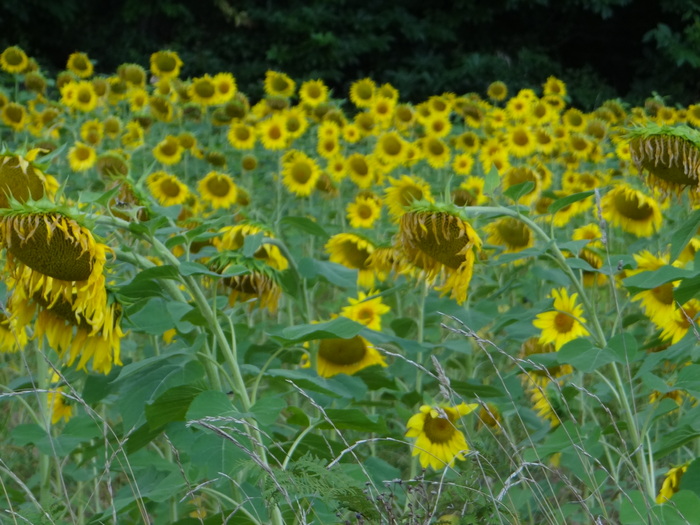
179,260 -> 223,277
483,164 -> 500,195
548,190 -> 595,214
450,379 -> 506,398
623,265 -> 693,292
653,424 -> 700,459
124,297 -> 178,335
671,208 -> 700,262
187,390 -> 236,421
268,317 -> 364,345
680,458 -> 700,499
145,385 -> 203,430
251,396 -> 287,426
242,232 -> 265,257
654,491 -> 700,524
674,364 -> 700,397
503,181 -> 535,201
619,489 -> 653,525
281,216 -> 330,238
265,368 -> 358,399
557,339 -> 612,372
319,408 -> 386,432
297,257 -> 357,288
606,333 -> 639,363
675,272 -> 700,304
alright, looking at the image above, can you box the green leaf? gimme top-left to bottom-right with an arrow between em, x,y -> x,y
623,265 -> 694,292
556,339 -> 610,372
548,190 -> 595,214
671,209 -> 700,263
124,297 -> 178,335
281,216 -> 330,238
298,257 -> 357,288
242,232 -> 265,257
675,364 -> 700,397
503,181 -> 535,201
179,260 -> 223,277
675,272 -> 700,304
483,164 -> 500,195
450,379 -> 506,399
319,408 -> 386,432
653,424 -> 700,459
286,407 -> 310,427
619,489 -> 652,525
145,385 -> 203,430
268,317 -> 364,345
680,458 -> 700,498
606,333 -> 639,364
186,390 -> 236,421
265,368 -> 361,399
251,396 -> 286,426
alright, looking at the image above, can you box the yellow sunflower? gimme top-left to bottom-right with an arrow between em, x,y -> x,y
340,290 -> 390,331
80,119 -> 104,146
452,176 -> 487,207
189,75 -> 219,106
316,335 -> 386,378
384,175 -> 434,220
213,72 -> 237,104
601,184 -> 662,237
0,46 -> 29,74
150,50 -> 183,79
228,120 -> 256,150
66,52 -> 93,78
152,135 -> 184,166
0,299 -> 28,353
325,233 -> 377,288
1,103 -> 27,131
346,153 -> 378,189
264,70 -> 296,98
349,78 -> 376,108
346,194 -> 382,229
452,153 -> 475,176
660,299 -> 700,344
406,403 -> 478,470
149,95 -> 175,122
486,81 -> 508,102
23,71 -> 48,95
198,171 -> 239,209
67,142 -> 97,172
533,288 -> 589,350
484,217 -> 534,257
71,81 -> 99,112
657,464 -> 690,504
258,114 -> 289,150
628,251 -> 678,327
502,166 -> 541,205
543,76 -> 567,98
422,136 -> 451,169
299,79 -> 329,107
281,150 -> 321,197
118,63 -> 147,87
215,223 -> 288,271
146,171 -> 190,207
374,131 -> 408,167
48,375 -> 74,425
0,151 -> 55,208
396,205 -> 482,305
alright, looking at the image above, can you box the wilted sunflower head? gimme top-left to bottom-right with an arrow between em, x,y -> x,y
396,202 -> 481,304
628,124 -> 700,199
0,150 -> 55,208
211,254 -> 282,313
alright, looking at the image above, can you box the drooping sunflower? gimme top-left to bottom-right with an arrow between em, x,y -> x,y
396,203 -> 482,305
67,142 -> 96,172
346,193 -> 382,229
96,151 -> 130,179
146,170 -> 190,207
48,372 -> 74,424
484,217 -> 534,258
316,335 -> 386,378
406,403 -> 478,470
150,50 -> 183,80
211,253 -> 283,313
325,233 -> 377,288
600,183 -> 663,237
533,288 -> 589,350
0,300 -> 28,353
215,223 -> 288,271
0,151 -> 55,208
628,251 -> 678,327
340,290 -> 390,331
384,175 -> 434,220
152,135 -> 184,166
299,79 -> 329,107
80,119 -> 104,146
66,52 -> 93,78
657,463 -> 690,504
0,46 -> 29,74
628,124 -> 700,198
197,171 -> 239,209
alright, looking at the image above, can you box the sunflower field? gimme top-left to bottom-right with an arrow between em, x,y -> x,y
1,44 -> 700,525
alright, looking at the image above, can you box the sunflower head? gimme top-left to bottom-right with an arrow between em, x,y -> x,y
628,124 -> 700,197
211,254 -> 282,313
0,151 -> 55,208
316,334 -> 386,378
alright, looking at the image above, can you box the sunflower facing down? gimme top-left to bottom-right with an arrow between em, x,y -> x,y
395,204 -> 481,305
213,256 -> 283,313
406,403 -> 479,470
533,288 -> 589,350
600,184 -> 663,237
316,335 -> 386,378
325,233 -> 378,288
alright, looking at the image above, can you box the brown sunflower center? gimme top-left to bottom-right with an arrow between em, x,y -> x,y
652,283 -> 675,305
5,49 -> 25,67
206,176 -> 232,197
235,127 -> 251,141
271,76 -> 290,93
423,413 -> 456,444
339,241 -> 371,269
613,191 -> 653,221
318,336 -> 367,365
358,204 -> 374,219
267,125 -> 282,140
382,136 -> 402,156
554,312 -> 575,333
155,54 -> 177,73
497,219 -> 530,248
356,84 -> 373,102
194,80 -> 216,99
7,215 -> 94,281
402,212 -> 470,269
291,162 -> 312,184
512,129 -> 530,147
349,157 -> 369,177
160,178 -> 182,197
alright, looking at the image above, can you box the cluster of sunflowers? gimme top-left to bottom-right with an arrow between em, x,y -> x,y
1,42 -> 700,513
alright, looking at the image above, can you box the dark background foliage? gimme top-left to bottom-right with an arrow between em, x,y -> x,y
1,0 -> 699,108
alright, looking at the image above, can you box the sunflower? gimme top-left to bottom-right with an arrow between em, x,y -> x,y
370,96 -> 396,126
317,135 -> 340,159
600,184 -> 662,237
505,96 -> 531,122
1,103 -> 27,131
67,142 -> 97,172
0,151 -> 54,208
67,81 -> 99,112
454,131 -> 481,154
405,403 -> 478,470
628,125 -> 700,198
562,108 -> 586,132
0,301 -> 28,353
149,95 -> 175,122
189,75 -> 219,106
506,125 -> 537,158
502,166 -> 541,205
150,50 -> 183,79
103,116 -> 122,138
299,79 -> 329,107
66,52 -> 93,78
213,72 -> 237,104
657,464 -> 690,504
486,81 -> 508,102
121,121 -> 145,149
660,299 -> 700,344
452,153 -> 475,176
198,171 -> 239,209
0,46 -> 29,74
283,107 -> 309,140
349,78 -> 376,108
118,63 -> 147,88
484,217 -> 534,257
316,335 -> 386,378
452,177 -> 487,207
325,233 -> 377,288
394,104 -> 416,130
628,251 -> 678,327
280,150 -> 321,197
258,115 -> 289,150
48,377 -> 74,425
152,135 -> 184,166
146,171 -> 189,207
543,76 -> 567,98
340,290 -> 390,331
520,337 -> 573,388
95,151 -> 130,178
215,223 -> 288,271
346,194 -> 382,229
533,288 -> 589,350
396,204 -> 481,304
346,153 -> 377,189
354,111 -> 377,137
80,119 -> 104,146
226,121 -> 255,150
422,136 -> 451,169
262,70 -> 294,98
24,71 -> 47,94
375,131 -> 408,167
385,175 -> 434,220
